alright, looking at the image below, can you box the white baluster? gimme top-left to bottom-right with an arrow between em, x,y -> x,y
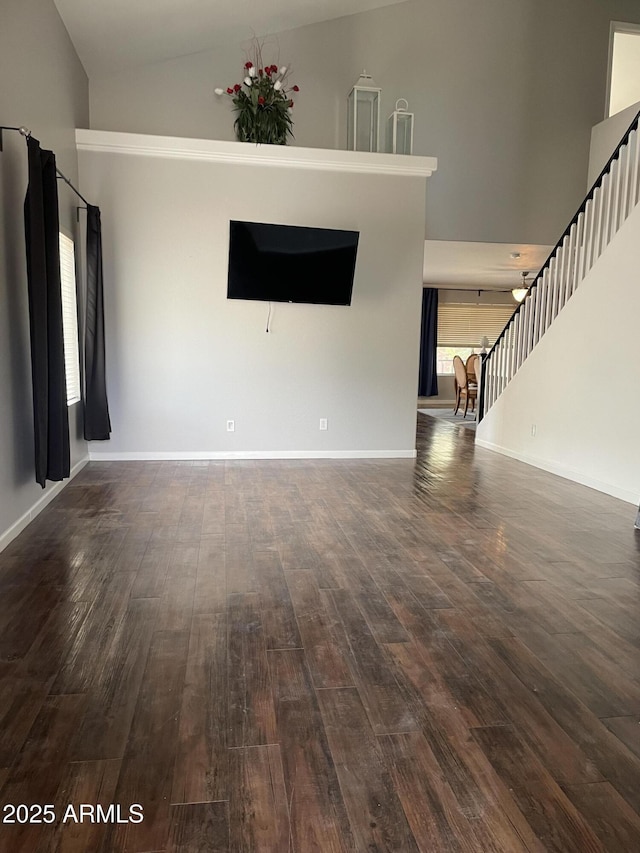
493,344 -> 501,401
538,273 -> 548,341
621,132 -> 635,221
600,171 -> 613,256
514,310 -> 524,375
502,325 -> 510,388
486,350 -> 494,409
484,354 -> 492,410
584,193 -> 597,275
510,317 -> 519,379
504,326 -> 513,388
585,187 -> 602,272
556,240 -> 566,315
540,267 -> 550,336
509,324 -> 517,384
548,255 -> 558,322
516,305 -> 526,371
483,354 -> 491,411
561,233 -> 572,309
580,198 -> 593,281
573,211 -> 585,293
517,301 -> 528,369
489,351 -> 496,409
512,310 -> 521,374
611,147 -> 624,238
555,246 -> 565,316
518,307 -> 526,370
529,288 -> 537,355
498,339 -> 506,396
524,294 -> 534,361
565,224 -> 576,301
534,284 -> 544,348
592,181 -> 605,267
630,126 -> 640,209
544,260 -> 554,330
554,244 -> 564,319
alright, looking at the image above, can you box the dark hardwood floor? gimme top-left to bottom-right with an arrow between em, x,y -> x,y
1,413 -> 640,852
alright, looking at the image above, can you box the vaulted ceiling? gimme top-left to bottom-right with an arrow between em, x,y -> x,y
52,0 -> 557,290
53,0 -> 408,76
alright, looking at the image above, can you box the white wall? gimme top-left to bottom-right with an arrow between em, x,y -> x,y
0,0 -> 89,548
476,201 -> 640,506
88,0 -> 640,247
78,135 -> 428,458
588,98 -> 640,187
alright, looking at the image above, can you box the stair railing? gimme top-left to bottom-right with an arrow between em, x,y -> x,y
479,107 -> 640,422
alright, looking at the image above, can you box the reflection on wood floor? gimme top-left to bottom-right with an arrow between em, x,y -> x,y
0,413 -> 639,851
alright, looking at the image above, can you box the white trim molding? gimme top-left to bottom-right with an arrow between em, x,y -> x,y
89,449 -> 417,461
0,457 -> 90,554
475,438 -> 639,507
75,129 -> 437,178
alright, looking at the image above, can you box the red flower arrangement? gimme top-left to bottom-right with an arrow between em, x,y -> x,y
215,49 -> 300,145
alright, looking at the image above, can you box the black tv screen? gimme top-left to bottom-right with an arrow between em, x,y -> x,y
227,220 -> 359,306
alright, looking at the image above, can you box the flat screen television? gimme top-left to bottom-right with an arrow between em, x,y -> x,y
227,220 -> 359,306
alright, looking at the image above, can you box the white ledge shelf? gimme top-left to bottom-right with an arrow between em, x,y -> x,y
76,129 -> 437,178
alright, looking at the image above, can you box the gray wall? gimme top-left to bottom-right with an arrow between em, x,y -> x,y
78,139 -> 427,458
89,0 -> 640,246
0,0 -> 89,544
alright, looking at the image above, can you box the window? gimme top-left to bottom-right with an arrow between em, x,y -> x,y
436,303 -> 515,375
59,233 -> 81,406
607,23 -> 640,117
436,346 -> 475,375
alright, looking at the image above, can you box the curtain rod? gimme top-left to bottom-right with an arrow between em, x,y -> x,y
0,125 -> 91,207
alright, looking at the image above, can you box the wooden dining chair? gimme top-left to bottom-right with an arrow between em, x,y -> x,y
466,353 -> 479,385
453,355 -> 477,417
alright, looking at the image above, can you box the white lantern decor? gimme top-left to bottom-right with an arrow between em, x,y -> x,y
386,99 -> 414,155
347,71 -> 381,152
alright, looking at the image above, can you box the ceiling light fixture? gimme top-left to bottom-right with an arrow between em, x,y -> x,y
512,270 -> 529,303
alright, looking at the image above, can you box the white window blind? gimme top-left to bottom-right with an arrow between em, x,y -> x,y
59,233 -> 81,406
437,303 -> 515,347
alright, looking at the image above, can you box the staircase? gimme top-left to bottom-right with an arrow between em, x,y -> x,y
479,108 -> 640,421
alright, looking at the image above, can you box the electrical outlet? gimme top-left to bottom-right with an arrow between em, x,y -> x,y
531,424 -> 537,437
319,418 -> 328,431
226,420 -> 235,432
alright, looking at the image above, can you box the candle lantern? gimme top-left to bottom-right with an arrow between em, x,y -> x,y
347,71 -> 381,152
386,99 -> 414,155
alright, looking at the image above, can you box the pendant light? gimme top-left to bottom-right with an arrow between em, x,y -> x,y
512,271 -> 530,303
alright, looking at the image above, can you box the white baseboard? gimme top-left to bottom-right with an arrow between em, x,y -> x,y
0,457 -> 90,554
475,438 -> 639,506
89,449 -> 417,461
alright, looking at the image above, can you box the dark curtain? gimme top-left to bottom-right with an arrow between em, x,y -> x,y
84,205 -> 111,440
418,287 -> 438,397
24,136 -> 70,488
